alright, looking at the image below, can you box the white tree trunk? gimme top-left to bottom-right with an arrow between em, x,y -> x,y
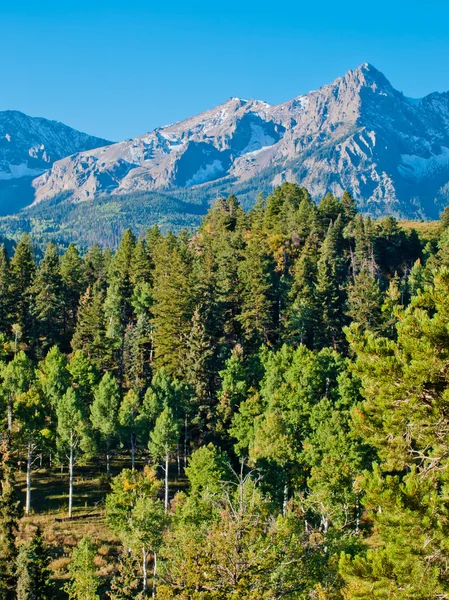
142,546 -> 147,593
25,441 -> 32,515
106,452 -> 111,477
7,395 -> 12,432
165,453 -> 169,512
69,436 -> 74,519
152,551 -> 157,598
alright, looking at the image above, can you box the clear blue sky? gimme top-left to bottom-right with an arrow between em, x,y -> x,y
2,0 -> 449,141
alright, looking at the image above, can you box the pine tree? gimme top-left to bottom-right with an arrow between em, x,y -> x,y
181,307 -> 214,432
65,537 -> 99,600
60,244 -> 86,343
237,230 -> 275,349
10,233 -> 36,345
71,282 -> 112,369
0,434 -> 19,599
285,231 -> 320,346
151,237 -> 194,375
31,243 -> 65,354
15,526 -> 53,600
0,245 -> 13,337
315,217 -> 348,350
346,268 -> 383,333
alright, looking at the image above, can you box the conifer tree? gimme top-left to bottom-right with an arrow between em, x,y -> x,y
60,243 -> 86,342
315,216 -> 348,350
71,282 -> 112,369
0,245 -> 13,337
10,233 -> 36,344
151,237 -> 194,375
31,242 -> 65,354
237,230 -> 275,349
15,526 -> 53,600
0,434 -> 19,599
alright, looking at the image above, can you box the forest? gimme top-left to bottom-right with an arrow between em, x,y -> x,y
0,182 -> 448,599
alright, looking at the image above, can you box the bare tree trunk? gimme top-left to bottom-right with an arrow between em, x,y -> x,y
152,551 -> 157,598
176,444 -> 180,477
165,453 -> 169,512
25,441 -> 32,515
283,481 -> 288,516
142,546 -> 147,593
69,437 -> 74,519
106,452 -> 111,477
7,395 -> 12,432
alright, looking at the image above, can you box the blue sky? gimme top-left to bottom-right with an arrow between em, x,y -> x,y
2,0 -> 449,141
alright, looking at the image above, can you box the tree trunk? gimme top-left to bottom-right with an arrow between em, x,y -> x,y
69,436 -> 74,519
25,441 -> 32,515
142,546 -> 147,593
7,394 -> 12,432
283,481 -> 288,516
164,453 -> 169,512
106,452 -> 111,477
152,551 -> 157,598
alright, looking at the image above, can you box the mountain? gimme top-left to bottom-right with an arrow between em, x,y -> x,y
29,64 -> 449,219
0,111 -> 110,214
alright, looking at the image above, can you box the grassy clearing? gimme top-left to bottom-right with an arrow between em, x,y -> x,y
14,453 -> 188,597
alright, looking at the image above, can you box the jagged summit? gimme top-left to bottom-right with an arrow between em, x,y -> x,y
3,64 -> 449,220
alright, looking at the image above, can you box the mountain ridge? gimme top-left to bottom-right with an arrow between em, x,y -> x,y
26,62 -> 449,219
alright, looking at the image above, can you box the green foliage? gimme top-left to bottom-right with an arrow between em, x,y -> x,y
15,527 -> 53,600
65,537 -> 100,600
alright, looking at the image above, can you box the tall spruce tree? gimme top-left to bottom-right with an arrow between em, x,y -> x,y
30,243 -> 65,354
15,526 -> 53,600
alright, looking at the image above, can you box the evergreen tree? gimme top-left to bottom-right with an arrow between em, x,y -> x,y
315,216 -> 348,350
0,434 -> 19,599
30,242 -> 65,354
15,526 -> 53,600
10,233 -> 36,345
151,237 -> 194,375
71,282 -> 112,369
60,243 -> 86,343
0,245 -> 13,337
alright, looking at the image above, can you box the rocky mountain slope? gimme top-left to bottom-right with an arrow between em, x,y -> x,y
30,63 -> 449,218
0,111 -> 110,213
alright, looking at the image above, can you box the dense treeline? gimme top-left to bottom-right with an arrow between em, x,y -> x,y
1,182 -> 449,598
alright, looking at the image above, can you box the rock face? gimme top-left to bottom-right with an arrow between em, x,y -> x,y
15,64 -> 449,217
0,111 -> 110,180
